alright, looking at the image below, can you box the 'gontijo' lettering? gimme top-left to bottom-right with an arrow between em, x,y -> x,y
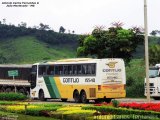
103,69 -> 122,72
63,78 -> 79,83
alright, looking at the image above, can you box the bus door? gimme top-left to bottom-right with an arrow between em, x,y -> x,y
30,65 -> 37,89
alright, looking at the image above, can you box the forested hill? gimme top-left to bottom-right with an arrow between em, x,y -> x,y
0,22 -> 79,64
0,22 -> 79,45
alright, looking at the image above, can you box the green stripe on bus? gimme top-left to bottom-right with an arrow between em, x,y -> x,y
44,76 -> 61,98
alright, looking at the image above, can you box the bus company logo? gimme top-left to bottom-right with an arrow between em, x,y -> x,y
106,62 -> 117,68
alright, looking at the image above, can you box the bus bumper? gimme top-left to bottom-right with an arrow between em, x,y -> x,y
96,91 -> 126,98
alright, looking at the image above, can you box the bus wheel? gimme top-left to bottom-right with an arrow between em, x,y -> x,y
39,90 -> 46,101
73,90 -> 80,103
105,98 -> 112,103
18,88 -> 26,95
95,99 -> 102,103
0,87 -> 5,92
80,91 -> 89,103
61,98 -> 67,102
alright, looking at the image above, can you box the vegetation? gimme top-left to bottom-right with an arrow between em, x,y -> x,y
77,24 -> 144,62
111,99 -> 120,108
17,114 -> 58,120
1,101 -> 160,120
126,59 -> 145,98
149,45 -> 160,65
119,102 -> 160,112
0,93 -> 27,101
0,20 -> 78,63
82,106 -> 160,119
0,36 -> 76,63
0,20 -> 78,45
0,111 -> 58,120
0,102 -> 95,120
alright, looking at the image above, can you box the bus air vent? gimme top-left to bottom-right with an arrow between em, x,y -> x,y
89,88 -> 96,98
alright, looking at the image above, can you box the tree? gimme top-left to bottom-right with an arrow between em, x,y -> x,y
2,18 -> 6,24
68,30 -> 70,34
77,25 -> 143,62
149,45 -> 160,65
18,22 -> 27,28
0,53 -> 7,63
111,21 -> 124,28
150,30 -> 160,36
150,30 -> 157,36
39,23 -> 50,30
59,26 -> 65,33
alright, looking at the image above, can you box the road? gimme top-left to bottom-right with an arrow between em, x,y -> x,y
27,98 -> 160,105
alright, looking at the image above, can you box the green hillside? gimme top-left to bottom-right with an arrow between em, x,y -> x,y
0,36 -> 77,64
132,36 -> 160,58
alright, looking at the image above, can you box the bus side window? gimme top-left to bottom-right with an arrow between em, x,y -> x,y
82,64 -> 87,74
64,66 -> 68,75
38,65 -> 47,76
77,65 -> 82,75
55,66 -> 59,75
87,64 -> 92,75
91,64 -> 96,75
59,66 -> 63,75
47,65 -> 54,75
73,65 -> 77,75
68,65 -> 73,75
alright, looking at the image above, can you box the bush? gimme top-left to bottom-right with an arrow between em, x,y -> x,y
0,101 -> 17,105
112,99 -> 120,107
26,107 -> 59,116
51,107 -> 95,120
126,59 -> 145,98
82,106 -> 160,118
0,92 -> 27,101
0,111 -> 17,120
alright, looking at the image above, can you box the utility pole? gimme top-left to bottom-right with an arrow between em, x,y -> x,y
144,0 -> 150,102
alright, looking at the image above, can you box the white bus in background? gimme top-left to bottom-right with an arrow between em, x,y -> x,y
145,64 -> 160,100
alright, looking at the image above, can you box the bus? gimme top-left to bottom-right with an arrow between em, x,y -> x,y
30,58 -> 126,103
0,64 -> 31,94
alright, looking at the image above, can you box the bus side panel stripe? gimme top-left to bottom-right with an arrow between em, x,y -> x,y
50,77 -> 61,98
44,76 -> 61,98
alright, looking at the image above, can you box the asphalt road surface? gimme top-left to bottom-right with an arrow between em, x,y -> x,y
28,98 -> 160,105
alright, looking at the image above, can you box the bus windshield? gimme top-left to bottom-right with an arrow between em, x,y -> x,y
149,68 -> 159,78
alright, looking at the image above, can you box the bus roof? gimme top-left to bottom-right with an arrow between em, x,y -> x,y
33,58 -> 124,65
52,58 -> 92,62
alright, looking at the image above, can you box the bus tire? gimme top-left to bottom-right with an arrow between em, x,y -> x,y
61,98 -> 67,102
95,99 -> 102,103
39,89 -> 46,101
18,88 -> 26,95
0,87 -> 5,92
80,90 -> 89,103
73,90 -> 80,103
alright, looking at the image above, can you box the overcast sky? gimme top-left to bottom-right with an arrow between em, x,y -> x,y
0,0 -> 159,34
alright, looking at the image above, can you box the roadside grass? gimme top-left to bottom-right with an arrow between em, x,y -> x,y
0,101 -> 95,120
126,59 -> 145,98
0,36 -> 76,64
0,111 -> 58,120
1,101 -> 160,120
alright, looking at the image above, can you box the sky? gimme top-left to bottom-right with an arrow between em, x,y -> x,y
0,0 -> 159,34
